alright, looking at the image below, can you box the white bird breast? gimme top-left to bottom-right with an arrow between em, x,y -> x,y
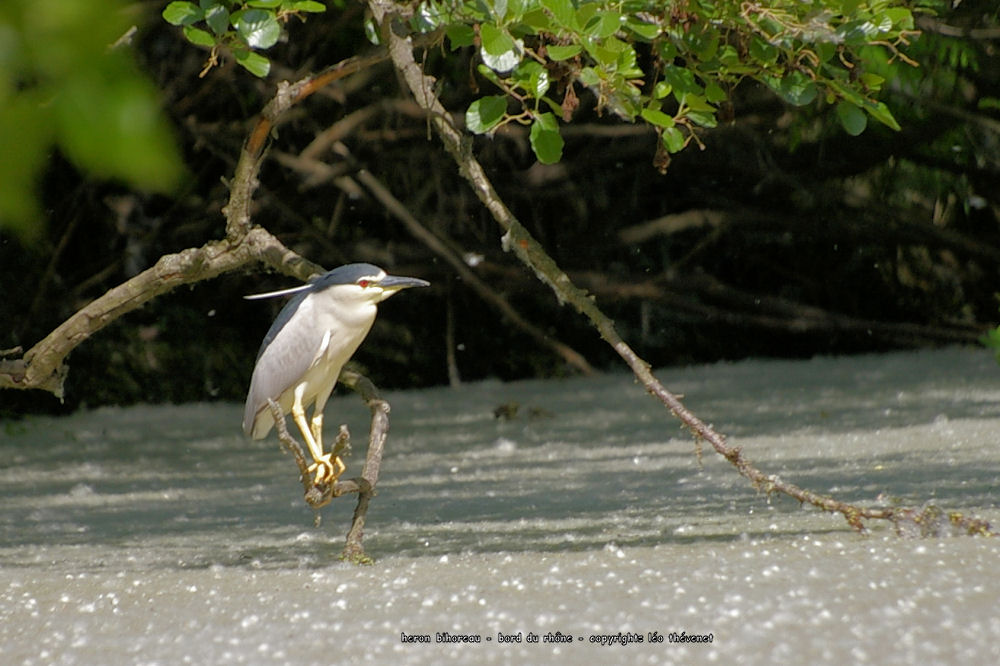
283,290 -> 378,396
246,289 -> 379,438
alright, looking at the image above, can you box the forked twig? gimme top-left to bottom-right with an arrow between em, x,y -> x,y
265,369 -> 391,564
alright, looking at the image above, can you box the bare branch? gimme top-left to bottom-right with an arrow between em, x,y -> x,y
367,0 -> 996,537
0,48 -> 398,398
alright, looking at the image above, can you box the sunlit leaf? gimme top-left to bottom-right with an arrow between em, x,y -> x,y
205,4 -> 230,36
547,44 -> 581,61
514,61 -> 549,98
661,126 -> 686,153
641,107 -> 674,128
480,23 -> 522,72
234,48 -> 271,77
237,9 -> 281,50
466,95 -> 508,133
182,25 -> 216,47
289,1 -> 326,12
625,17 -> 660,40
687,109 -> 718,128
663,65 -> 702,96
540,0 -> 578,31
584,11 -> 621,39
162,1 -> 203,26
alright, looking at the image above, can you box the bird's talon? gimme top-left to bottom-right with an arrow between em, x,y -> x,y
307,454 -> 346,486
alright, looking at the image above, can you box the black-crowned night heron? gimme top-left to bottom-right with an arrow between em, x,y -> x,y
242,263 -> 429,487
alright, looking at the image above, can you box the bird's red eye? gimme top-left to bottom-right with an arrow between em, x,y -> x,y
357,279 -> 370,288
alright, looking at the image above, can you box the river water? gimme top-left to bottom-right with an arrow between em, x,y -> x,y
2,347 -> 999,664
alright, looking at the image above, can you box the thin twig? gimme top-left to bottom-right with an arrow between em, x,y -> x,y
276,140 -> 595,375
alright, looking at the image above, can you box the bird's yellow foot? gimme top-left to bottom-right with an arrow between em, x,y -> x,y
307,453 -> 346,487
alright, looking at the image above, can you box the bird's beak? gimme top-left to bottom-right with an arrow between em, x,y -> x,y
379,274 -> 430,292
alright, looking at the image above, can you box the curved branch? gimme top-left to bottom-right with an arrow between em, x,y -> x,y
0,227 -> 319,397
368,0 -> 996,537
0,49 -> 397,398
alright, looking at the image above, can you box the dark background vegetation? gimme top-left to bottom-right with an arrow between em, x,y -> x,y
2,2 -> 999,416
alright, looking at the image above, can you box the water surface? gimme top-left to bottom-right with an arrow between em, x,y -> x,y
2,348 -> 999,664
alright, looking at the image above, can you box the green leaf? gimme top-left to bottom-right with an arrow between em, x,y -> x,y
0,96 -> 53,241
162,1 -> 203,26
683,94 -> 715,113
863,100 -> 901,131
480,23 -> 522,72
237,9 -> 281,49
837,19 -> 879,45
584,11 -> 621,39
661,126 -> 686,153
445,24 -> 476,50
364,16 -> 380,44
547,44 -> 581,61
860,72 -> 885,91
234,49 -> 271,77
540,0 -> 578,31
205,4 -> 230,36
641,108 -> 674,128
513,61 -> 549,98
768,71 -> 817,106
529,113 -> 563,163
465,95 -> 508,133
979,97 -> 1000,112
663,65 -> 702,96
836,101 -> 867,136
687,109 -> 718,128
685,27 -> 718,60
491,0 -> 509,21
748,37 -> 778,64
625,17 -> 660,40
182,25 -> 217,47
55,74 -> 185,194
883,7 -> 914,30
289,1 -> 327,13
248,0 -> 282,7
522,8 -> 554,33
705,82 -> 727,103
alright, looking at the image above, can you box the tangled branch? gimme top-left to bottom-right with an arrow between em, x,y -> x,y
267,369 -> 390,564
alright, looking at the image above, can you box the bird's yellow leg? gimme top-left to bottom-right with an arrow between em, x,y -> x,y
310,412 -> 324,453
309,409 -> 345,482
290,388 -> 340,486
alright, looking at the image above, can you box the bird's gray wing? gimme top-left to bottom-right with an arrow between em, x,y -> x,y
243,292 -> 323,437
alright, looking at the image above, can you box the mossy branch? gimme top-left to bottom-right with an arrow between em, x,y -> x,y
0,50 -> 392,399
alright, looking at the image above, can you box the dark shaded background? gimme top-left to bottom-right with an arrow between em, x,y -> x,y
2,3 -> 998,416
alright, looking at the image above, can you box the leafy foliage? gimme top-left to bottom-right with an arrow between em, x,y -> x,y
401,0 -> 917,164
0,0 -> 185,242
162,0 -> 327,77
